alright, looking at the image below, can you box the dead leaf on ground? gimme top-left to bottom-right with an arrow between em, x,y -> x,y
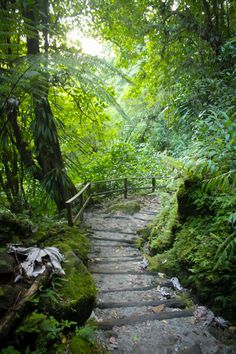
152,304 -> 165,313
158,272 -> 165,278
109,336 -> 118,345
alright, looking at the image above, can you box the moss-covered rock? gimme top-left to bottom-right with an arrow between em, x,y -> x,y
106,200 -> 141,214
27,224 -> 96,325
33,225 -> 89,264
40,251 -> 96,324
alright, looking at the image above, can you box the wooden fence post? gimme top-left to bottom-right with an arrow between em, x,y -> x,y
67,203 -> 73,226
79,193 -> 84,220
152,177 -> 156,192
124,178 -> 128,199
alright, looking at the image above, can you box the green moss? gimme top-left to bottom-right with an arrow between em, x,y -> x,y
60,251 -> 96,305
50,227 -> 89,264
149,192 -> 179,253
31,223 -> 97,324
147,177 -> 236,322
106,200 -> 141,214
148,249 -> 180,275
40,251 -> 96,324
35,225 -> 90,264
68,335 -> 104,354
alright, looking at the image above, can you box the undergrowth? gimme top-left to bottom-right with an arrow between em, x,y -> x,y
148,175 -> 236,321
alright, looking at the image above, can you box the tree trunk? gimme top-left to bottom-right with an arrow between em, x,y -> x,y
23,0 -> 77,211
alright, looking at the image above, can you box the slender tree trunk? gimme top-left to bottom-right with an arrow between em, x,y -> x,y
23,0 -> 77,211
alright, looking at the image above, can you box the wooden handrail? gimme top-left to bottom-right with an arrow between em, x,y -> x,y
66,182 -> 91,204
66,176 -> 168,226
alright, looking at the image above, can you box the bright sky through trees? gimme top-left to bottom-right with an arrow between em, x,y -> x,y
68,29 -> 104,56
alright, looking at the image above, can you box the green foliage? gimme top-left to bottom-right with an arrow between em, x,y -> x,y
77,139 -> 180,184
148,175 -> 236,321
75,324 -> 96,345
15,312 -> 76,352
0,347 -> 21,354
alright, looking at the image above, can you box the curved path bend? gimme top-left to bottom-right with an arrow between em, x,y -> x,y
84,196 -> 234,354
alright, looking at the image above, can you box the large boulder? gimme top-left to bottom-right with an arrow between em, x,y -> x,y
41,251 -> 96,325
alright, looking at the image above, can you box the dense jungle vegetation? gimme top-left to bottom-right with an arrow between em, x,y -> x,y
0,0 -> 236,352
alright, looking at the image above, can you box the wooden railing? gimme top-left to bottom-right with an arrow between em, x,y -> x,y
65,176 -> 167,226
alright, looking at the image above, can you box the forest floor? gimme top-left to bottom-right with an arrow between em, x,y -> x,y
84,195 -> 235,354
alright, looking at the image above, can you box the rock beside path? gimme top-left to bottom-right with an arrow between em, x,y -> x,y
85,195 -> 236,354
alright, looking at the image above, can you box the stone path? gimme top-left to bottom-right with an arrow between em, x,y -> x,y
85,196 -> 235,354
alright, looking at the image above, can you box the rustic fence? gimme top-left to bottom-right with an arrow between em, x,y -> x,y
65,176 -> 167,226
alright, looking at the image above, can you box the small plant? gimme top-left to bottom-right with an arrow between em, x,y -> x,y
15,312 -> 76,352
75,324 -> 97,345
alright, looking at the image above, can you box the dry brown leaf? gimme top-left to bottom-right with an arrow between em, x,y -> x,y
158,272 -> 165,278
109,336 -> 118,345
152,304 -> 165,313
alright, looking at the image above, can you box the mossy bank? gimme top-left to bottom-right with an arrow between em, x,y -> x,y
0,221 -> 97,353
145,177 -> 236,322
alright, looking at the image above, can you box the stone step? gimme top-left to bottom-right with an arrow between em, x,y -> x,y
103,215 -> 133,220
99,284 -> 161,293
89,236 -> 135,244
96,316 -> 219,354
86,218 -> 138,233
90,256 -> 143,263
90,260 -> 143,273
93,273 -> 158,291
98,286 -> 170,302
92,270 -> 159,276
89,230 -> 137,242
90,241 -> 136,248
95,309 -> 194,330
88,247 -> 140,258
97,298 -> 186,309
132,213 -> 156,221
91,228 -> 136,235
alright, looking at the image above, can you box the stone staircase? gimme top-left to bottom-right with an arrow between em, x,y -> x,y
84,196 -> 234,354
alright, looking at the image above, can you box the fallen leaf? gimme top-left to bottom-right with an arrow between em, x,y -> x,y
152,304 -> 165,313
61,336 -> 67,344
229,326 -> 236,333
109,336 -> 118,345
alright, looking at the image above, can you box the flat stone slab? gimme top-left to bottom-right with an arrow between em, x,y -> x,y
90,240 -> 136,247
97,298 -> 186,309
95,309 -> 193,329
98,287 -> 168,303
95,316 -> 228,354
89,230 -> 137,242
93,273 -> 158,291
89,260 -> 142,272
89,245 -> 140,258
90,256 -> 143,263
